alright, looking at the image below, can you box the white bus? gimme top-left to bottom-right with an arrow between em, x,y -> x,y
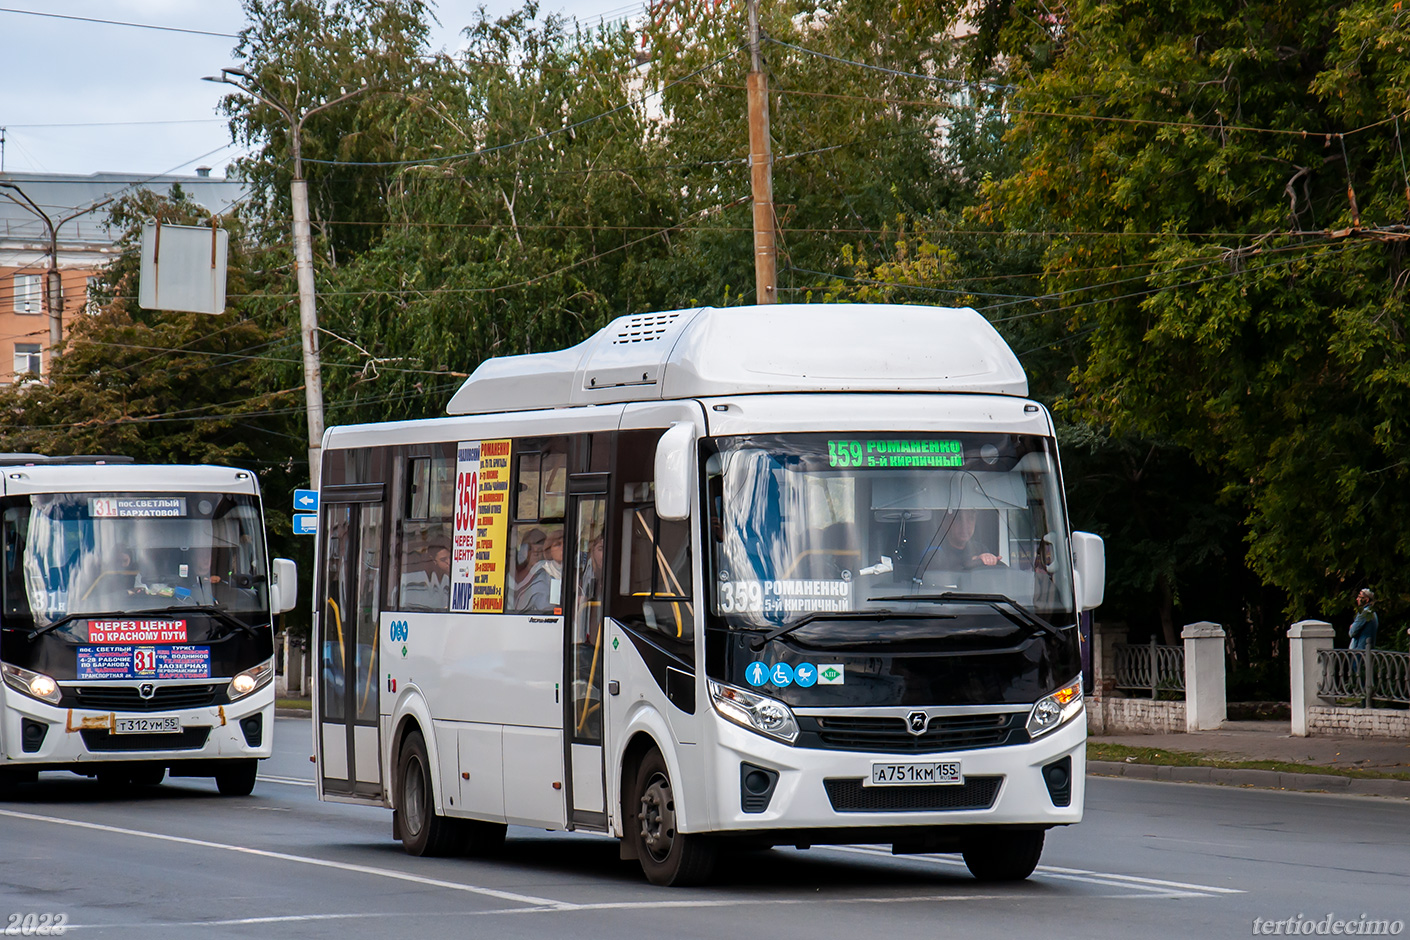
312,304 -> 1104,885
0,457 -> 297,795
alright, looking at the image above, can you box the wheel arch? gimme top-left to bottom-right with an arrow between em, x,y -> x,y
387,686 -> 443,814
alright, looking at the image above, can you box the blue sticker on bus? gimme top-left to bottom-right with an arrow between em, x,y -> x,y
77,645 -> 212,680
793,662 -> 818,687
770,662 -> 795,687
746,661 -> 769,687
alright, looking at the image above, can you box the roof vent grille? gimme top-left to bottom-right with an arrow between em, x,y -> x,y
612,311 -> 680,345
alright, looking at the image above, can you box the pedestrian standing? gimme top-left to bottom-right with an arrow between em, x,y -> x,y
1349,588 -> 1378,652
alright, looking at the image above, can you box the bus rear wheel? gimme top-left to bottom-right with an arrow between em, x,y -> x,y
130,765 -> 165,787
628,748 -> 716,887
962,829 -> 1045,882
396,730 -> 462,857
214,759 -> 258,796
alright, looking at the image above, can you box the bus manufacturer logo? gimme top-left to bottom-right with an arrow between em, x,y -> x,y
138,682 -> 156,700
907,711 -> 928,736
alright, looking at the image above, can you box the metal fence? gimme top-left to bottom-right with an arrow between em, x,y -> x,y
1317,648 -> 1410,707
1113,638 -> 1186,699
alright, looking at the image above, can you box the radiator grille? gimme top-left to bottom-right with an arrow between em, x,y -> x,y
798,712 -> 1025,753
823,776 -> 1003,812
79,727 -> 211,752
64,685 -> 221,712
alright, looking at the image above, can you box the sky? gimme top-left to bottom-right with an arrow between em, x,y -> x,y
0,0 -> 647,179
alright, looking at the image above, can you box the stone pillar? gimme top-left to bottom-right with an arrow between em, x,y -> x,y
1182,621 -> 1226,731
1288,620 -> 1334,737
1087,620 -> 1126,736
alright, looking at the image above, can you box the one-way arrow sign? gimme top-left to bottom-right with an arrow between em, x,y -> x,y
294,488 -> 319,512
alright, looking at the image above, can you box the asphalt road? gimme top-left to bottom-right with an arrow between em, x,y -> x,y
0,717 -> 1405,939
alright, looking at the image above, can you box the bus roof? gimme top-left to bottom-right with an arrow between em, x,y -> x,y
446,304 -> 1027,415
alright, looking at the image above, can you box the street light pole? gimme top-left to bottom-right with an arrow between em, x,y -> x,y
0,182 -> 112,379
204,67 -> 369,489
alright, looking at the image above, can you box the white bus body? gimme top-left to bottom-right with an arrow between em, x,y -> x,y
312,304 -> 1104,884
0,459 -> 297,795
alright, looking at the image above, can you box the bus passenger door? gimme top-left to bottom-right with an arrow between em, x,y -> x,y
566,485 -> 608,828
316,489 -> 386,803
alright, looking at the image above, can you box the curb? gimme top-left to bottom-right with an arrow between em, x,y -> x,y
274,707 -> 312,719
1089,760 -> 1410,799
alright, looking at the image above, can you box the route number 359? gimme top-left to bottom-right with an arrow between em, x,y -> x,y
5,913 -> 68,936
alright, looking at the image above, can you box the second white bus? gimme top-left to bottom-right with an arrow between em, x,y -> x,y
312,303 -> 1104,885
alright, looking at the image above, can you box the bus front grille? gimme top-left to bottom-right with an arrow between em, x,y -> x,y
65,685 -> 222,712
80,728 -> 212,752
799,713 -> 1024,753
823,776 -> 1003,812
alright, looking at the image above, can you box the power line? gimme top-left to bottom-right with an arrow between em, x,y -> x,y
6,119 -> 226,129
0,6 -> 238,38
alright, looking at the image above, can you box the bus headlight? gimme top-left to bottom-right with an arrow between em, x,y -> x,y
227,659 -> 275,701
2,663 -> 62,705
708,679 -> 799,744
1026,677 -> 1083,739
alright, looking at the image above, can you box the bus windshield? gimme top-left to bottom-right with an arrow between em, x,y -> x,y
2,492 -> 270,630
705,433 -> 1075,628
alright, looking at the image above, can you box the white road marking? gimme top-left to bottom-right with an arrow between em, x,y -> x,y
822,846 -> 1244,897
257,774 -> 316,787
0,807 -> 569,909
67,895 -> 1007,930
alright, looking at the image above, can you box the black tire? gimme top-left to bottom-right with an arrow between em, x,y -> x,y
129,765 -> 165,787
96,768 -> 132,791
628,748 -> 716,886
214,759 -> 258,796
396,730 -> 463,857
962,829 -> 1045,882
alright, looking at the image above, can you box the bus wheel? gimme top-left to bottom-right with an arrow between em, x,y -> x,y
214,759 -> 258,796
396,730 -> 462,857
629,749 -> 716,886
129,765 -> 165,787
962,829 -> 1044,882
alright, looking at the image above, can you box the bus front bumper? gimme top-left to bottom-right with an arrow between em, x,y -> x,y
704,708 -> 1085,832
1,685 -> 274,768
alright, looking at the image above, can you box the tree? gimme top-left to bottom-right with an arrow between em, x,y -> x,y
972,0 -> 1410,621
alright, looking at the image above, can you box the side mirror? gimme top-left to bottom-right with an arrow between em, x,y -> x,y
1070,531 -> 1105,611
654,422 -> 696,521
270,557 -> 298,614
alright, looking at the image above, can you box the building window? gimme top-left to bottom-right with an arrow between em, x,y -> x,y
13,344 -> 41,379
13,275 -> 41,315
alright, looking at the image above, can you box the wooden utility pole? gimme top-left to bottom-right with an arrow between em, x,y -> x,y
747,0 -> 776,304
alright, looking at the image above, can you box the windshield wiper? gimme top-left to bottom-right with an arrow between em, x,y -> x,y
867,592 -> 1066,639
747,608 -> 956,651
153,604 -> 262,638
27,610 -> 129,641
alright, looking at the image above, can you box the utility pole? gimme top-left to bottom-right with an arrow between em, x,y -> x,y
204,68 -> 369,489
747,0 -> 777,304
0,182 -> 112,378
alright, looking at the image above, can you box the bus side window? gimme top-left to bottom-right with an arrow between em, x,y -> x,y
612,429 -> 694,655
505,438 -> 569,613
393,450 -> 455,612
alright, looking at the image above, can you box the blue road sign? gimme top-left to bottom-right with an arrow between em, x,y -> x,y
293,488 -> 319,512
293,513 -> 318,535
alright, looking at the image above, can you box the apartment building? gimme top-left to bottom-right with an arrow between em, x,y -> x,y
0,170 -> 245,384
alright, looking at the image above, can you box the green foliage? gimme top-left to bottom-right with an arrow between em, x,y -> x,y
975,0 -> 1410,620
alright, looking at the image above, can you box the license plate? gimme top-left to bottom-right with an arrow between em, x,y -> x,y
114,716 -> 180,734
868,760 -> 963,786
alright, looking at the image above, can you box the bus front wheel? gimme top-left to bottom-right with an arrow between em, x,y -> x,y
628,749 -> 716,887
396,730 -> 462,857
214,759 -> 258,796
962,829 -> 1045,881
